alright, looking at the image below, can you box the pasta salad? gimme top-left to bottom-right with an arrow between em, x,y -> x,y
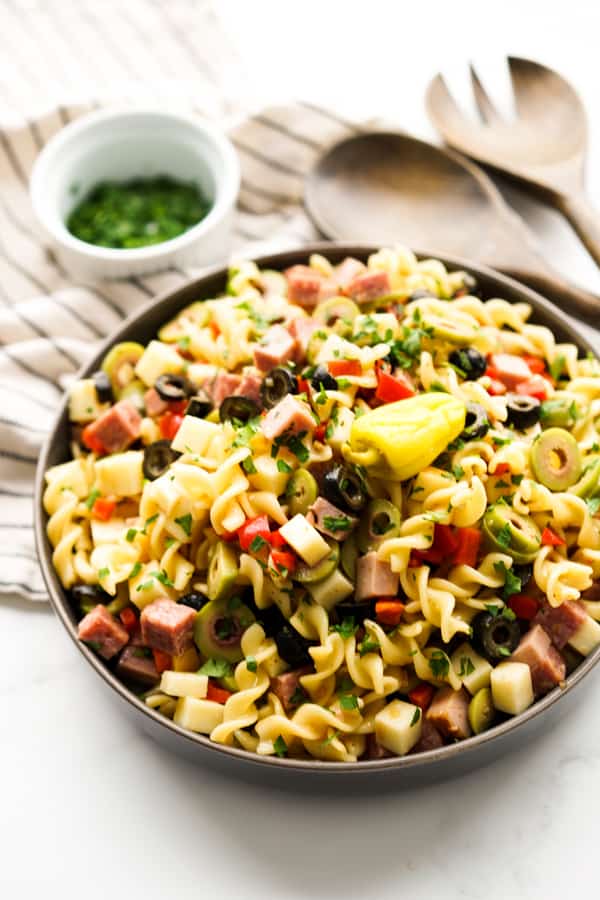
44,246 -> 600,762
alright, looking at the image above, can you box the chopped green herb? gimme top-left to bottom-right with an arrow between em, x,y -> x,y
151,569 -> 174,588
495,522 -> 512,549
286,435 -> 309,463
129,562 -> 142,579
458,656 -> 475,677
485,603 -> 500,617
493,561 -> 522,600
246,656 -> 257,673
85,488 -> 100,509
249,535 -> 268,554
315,385 -> 328,406
549,354 -> 566,381
125,528 -> 137,542
452,464 -> 465,480
273,735 -> 288,757
198,658 -> 233,678
511,474 -> 524,486
320,730 -> 340,747
174,513 -> 192,537
429,649 -> 450,679
330,617 -> 358,639
136,580 -> 154,592
178,336 -> 191,351
358,637 -> 380,657
98,567 -> 109,579
339,693 -> 359,711
277,459 -> 292,474
164,537 -> 176,549
498,646 -> 512,657
322,514 -> 352,532
242,456 -> 257,474
410,707 -> 421,726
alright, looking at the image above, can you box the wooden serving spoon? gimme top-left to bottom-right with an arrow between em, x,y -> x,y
304,131 -> 600,321
426,58 -> 600,274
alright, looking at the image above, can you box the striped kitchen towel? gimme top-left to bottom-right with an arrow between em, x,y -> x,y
0,5 -> 369,600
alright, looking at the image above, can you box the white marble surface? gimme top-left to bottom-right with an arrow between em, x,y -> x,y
4,2 -> 600,898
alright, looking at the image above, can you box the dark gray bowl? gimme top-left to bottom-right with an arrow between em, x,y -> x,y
34,243 -> 600,790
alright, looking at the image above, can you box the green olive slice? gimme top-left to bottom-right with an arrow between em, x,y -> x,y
482,504 -> 541,563
193,596 -> 255,664
340,533 -> 359,581
569,457 -> 600,499
425,315 -> 477,345
101,342 -> 145,395
306,328 -> 331,364
286,468 -> 318,516
530,427 -> 582,492
207,541 -> 239,603
357,499 -> 402,553
294,539 -> 340,584
539,397 -> 577,429
468,687 -> 496,735
312,296 -> 360,326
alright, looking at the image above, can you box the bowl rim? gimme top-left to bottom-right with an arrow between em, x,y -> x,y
29,107 -> 240,263
34,241 -> 600,774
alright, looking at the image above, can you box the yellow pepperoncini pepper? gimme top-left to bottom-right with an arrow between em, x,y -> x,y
343,393 -> 466,481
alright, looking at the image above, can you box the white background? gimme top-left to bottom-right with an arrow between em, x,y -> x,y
4,1 -> 600,898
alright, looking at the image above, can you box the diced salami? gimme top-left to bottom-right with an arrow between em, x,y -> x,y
285,266 -> 337,308
140,598 -> 195,656
582,581 -> 600,603
344,270 -> 391,303
254,324 -> 297,372
287,317 -> 321,355
78,604 -> 129,660
533,599 -> 588,649
355,552 -> 399,602
306,497 -> 357,539
489,354 -> 532,389
426,686 -> 471,740
511,624 -> 566,695
236,368 -> 263,405
260,394 -> 316,440
85,400 -> 142,453
335,257 -> 367,289
211,371 -> 242,408
410,718 -> 444,754
144,387 -> 168,418
116,644 -> 159,686
270,666 -> 311,712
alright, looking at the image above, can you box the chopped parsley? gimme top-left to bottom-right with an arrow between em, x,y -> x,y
410,707 -> 421,726
249,535 -> 268,554
164,537 -> 176,549
458,656 -> 475,677
198,658 -> 233,678
511,474 -> 524,486
493,561 -> 522,600
315,385 -> 328,406
320,730 -> 340,747
358,637 -> 380,657
242,456 -> 257,474
151,569 -> 174,588
339,693 -> 359,711
273,735 -> 288,757
128,562 -> 142,579
174,513 -> 192,537
485,604 -> 500,617
232,416 -> 261,449
495,521 -> 512,549
97,567 -> 110,580
276,459 -> 292,474
452,464 -> 465,480
323,514 -> 352,532
285,434 -> 310,463
497,646 -> 512,657
429,649 -> 450,679
85,488 -> 100,509
330,617 -> 358,639
125,528 -> 137,542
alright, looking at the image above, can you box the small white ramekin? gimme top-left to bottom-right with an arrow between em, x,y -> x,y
30,108 -> 240,280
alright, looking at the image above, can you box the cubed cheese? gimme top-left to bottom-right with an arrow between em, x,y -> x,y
173,696 -> 224,734
490,662 -> 534,715
451,642 -> 493,695
326,406 -> 355,451
160,671 -> 209,699
90,518 -> 128,546
261,642 -> 288,678
279,514 -> 330,566
134,340 -> 184,387
375,699 -> 422,756
129,561 -> 175,609
568,614 -> 600,656
95,451 -> 144,497
247,455 -> 290,495
352,313 -> 400,345
307,568 -> 354,610
44,458 -> 90,501
68,378 -> 109,423
170,415 -> 221,455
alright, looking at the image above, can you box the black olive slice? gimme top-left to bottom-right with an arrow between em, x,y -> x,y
219,396 -> 260,423
505,393 -> 541,430
155,373 -> 194,402
143,440 -> 181,480
92,370 -> 113,404
260,367 -> 298,409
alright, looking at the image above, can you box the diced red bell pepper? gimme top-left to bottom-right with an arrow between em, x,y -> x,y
484,364 -> 499,380
237,515 -> 271,551
452,527 -> 482,567
314,422 -> 327,442
159,411 -> 184,441
328,359 -> 362,377
487,379 -> 507,396
375,599 -> 405,626
152,648 -> 172,674
206,681 -> 232,704
119,607 -> 138,634
92,497 -> 116,521
270,549 -> 297,575
168,399 -> 188,415
266,529 -> 287,549
494,463 -> 511,475
415,524 -> 460,565
515,377 -> 548,402
508,593 -> 540,621
541,526 -> 565,547
297,378 -> 310,396
81,423 -> 107,455
408,683 -> 435,711
375,371 -> 415,404
209,321 -> 221,339
522,355 -> 547,375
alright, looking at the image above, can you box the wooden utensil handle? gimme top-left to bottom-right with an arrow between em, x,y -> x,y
558,193 -> 600,271
502,265 -> 600,323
